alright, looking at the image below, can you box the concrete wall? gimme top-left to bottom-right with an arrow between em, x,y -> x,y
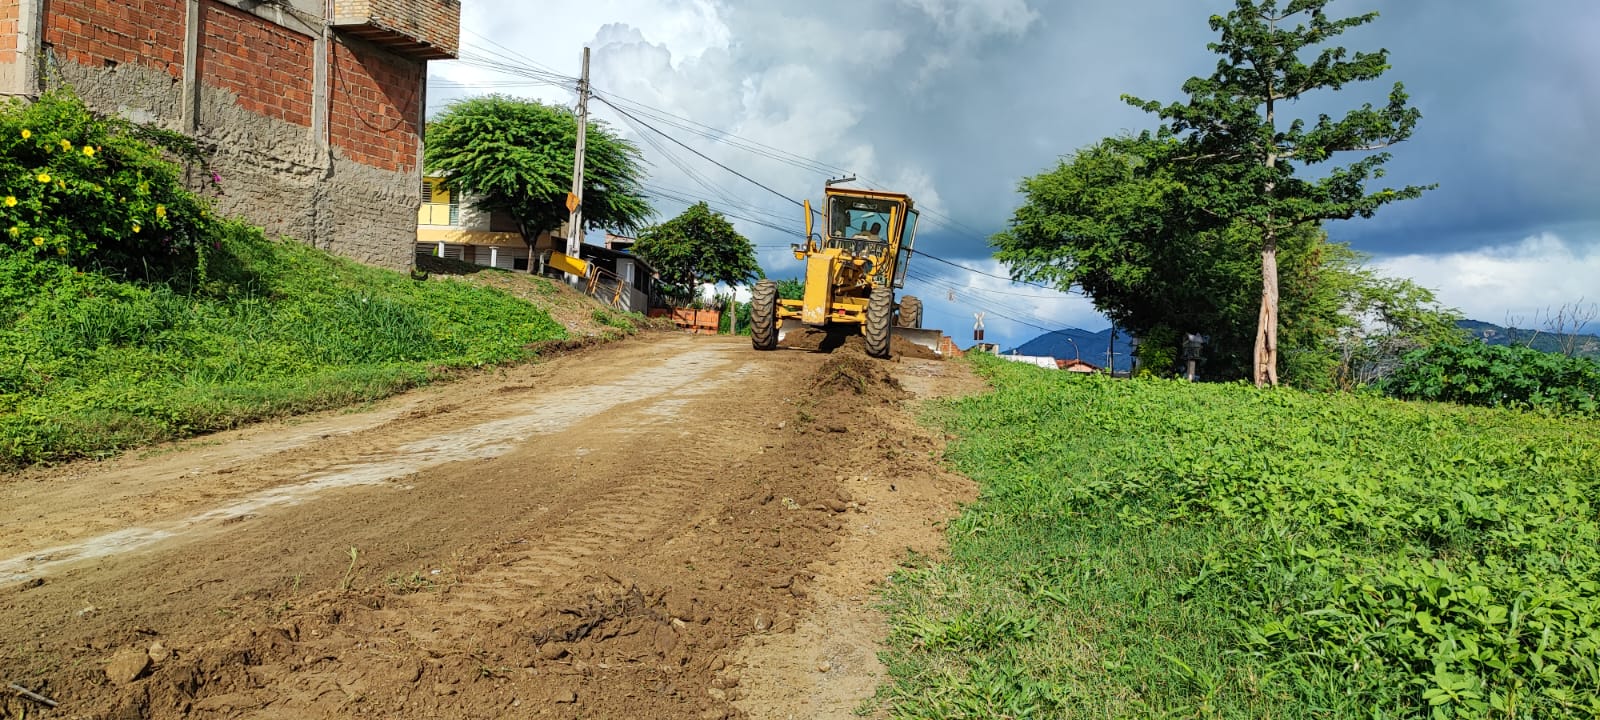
0,0 -> 447,272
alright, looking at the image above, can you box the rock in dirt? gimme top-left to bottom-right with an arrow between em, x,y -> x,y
537,643 -> 567,661
147,641 -> 170,663
105,648 -> 151,685
553,689 -> 578,704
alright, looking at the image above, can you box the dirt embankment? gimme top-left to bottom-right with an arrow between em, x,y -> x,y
1,335 -> 978,720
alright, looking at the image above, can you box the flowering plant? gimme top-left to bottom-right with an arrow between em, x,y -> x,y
0,90 -> 218,276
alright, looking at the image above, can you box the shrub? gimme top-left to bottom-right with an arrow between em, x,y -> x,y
0,89 -> 217,278
1382,341 -> 1600,415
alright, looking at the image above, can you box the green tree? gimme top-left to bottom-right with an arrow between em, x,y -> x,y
632,202 -> 762,305
423,95 -> 652,264
993,138 -> 1329,381
1125,0 -> 1432,386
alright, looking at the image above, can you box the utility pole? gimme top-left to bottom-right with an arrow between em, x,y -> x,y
1106,323 -> 1117,375
564,46 -> 591,276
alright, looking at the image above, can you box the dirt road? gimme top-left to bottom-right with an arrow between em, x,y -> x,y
0,333 -> 978,719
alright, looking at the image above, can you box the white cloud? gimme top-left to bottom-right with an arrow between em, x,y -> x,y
1375,233 -> 1600,324
899,0 -> 1039,38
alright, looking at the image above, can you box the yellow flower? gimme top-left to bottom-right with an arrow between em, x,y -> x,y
56,181 -> 64,190
59,139 -> 71,151
8,227 -> 18,237
31,236 -> 44,246
155,205 -> 167,219
82,145 -> 95,157
132,224 -> 141,233
56,246 -> 67,256
20,129 -> 30,139
3,196 -> 14,207
36,173 -> 50,183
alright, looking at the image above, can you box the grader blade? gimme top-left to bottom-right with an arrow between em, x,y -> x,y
891,326 -> 944,357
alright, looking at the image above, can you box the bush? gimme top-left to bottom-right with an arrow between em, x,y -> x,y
0,90 -> 216,278
1382,341 -> 1600,415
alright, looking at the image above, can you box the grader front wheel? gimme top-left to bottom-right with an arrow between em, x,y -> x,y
751,279 -> 778,351
864,287 -> 893,359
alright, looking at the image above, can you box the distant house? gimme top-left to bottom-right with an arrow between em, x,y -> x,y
1057,358 -> 1100,373
998,354 -> 1059,370
415,178 -> 659,313
579,243 -> 658,314
416,176 -> 565,271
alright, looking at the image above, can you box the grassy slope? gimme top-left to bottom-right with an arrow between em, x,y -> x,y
881,357 -> 1600,719
0,224 -> 619,468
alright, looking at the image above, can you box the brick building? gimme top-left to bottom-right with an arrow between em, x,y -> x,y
0,0 -> 460,270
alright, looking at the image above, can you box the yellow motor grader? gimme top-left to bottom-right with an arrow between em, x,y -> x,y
749,186 -> 941,358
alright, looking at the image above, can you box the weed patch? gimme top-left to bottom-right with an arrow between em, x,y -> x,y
882,356 -> 1600,718
0,225 -> 567,468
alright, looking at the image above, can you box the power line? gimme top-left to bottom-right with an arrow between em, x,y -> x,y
434,42 -> 1080,305
592,94 -> 811,213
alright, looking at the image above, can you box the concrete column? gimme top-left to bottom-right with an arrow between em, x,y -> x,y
489,246 -> 498,269
181,0 -> 201,130
8,0 -> 45,97
311,4 -> 329,149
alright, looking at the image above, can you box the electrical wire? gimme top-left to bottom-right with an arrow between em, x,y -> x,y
433,40 -> 1087,327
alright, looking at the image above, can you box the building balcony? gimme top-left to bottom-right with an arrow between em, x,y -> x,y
331,0 -> 460,60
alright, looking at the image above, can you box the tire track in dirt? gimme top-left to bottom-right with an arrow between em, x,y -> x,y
1,336 -> 980,720
0,346 -> 735,584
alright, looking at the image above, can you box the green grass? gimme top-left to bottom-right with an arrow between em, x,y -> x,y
0,221 -> 567,468
880,356 -> 1600,719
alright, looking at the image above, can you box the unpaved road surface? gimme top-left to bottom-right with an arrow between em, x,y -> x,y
1,333 -> 979,719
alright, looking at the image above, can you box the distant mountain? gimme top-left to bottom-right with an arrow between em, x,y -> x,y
1458,320 -> 1600,360
1005,328 -> 1136,373
1006,320 -> 1599,374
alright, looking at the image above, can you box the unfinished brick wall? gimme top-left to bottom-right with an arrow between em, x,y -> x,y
330,37 -> 422,173
7,0 -> 447,271
0,0 -> 18,65
43,0 -> 184,77
199,0 -> 314,127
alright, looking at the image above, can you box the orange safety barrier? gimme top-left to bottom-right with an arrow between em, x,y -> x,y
648,307 -> 722,335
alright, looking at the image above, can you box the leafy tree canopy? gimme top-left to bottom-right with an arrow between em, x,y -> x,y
632,202 -> 762,301
424,95 -> 652,241
1121,0 -> 1435,385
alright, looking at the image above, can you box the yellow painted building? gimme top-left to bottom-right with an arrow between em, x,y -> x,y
416,177 -> 562,271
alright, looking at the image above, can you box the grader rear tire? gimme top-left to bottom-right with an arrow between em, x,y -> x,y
864,287 -> 893,359
897,295 -> 923,329
751,279 -> 778,351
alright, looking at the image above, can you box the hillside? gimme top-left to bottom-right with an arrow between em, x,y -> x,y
1004,327 -> 1135,372
0,230 -> 646,469
1458,319 -> 1600,360
883,357 -> 1600,717
1007,319 -> 1600,374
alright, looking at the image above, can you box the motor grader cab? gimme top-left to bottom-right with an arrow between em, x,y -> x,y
749,186 -> 942,359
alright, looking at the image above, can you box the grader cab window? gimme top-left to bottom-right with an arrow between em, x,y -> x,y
826,196 -> 898,258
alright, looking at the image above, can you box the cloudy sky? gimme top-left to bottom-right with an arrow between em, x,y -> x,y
428,0 -> 1599,349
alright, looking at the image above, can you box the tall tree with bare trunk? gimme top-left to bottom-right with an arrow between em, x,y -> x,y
1125,0 -> 1432,386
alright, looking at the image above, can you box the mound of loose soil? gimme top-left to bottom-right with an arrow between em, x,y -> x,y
809,348 -> 907,403
778,325 -> 942,362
